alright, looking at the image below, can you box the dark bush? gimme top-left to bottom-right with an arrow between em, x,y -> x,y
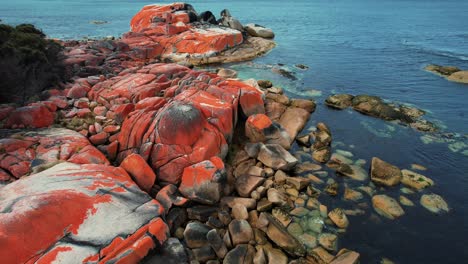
0,24 -> 65,104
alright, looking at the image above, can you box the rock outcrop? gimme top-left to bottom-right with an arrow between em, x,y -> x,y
425,64 -> 468,84
325,94 -> 437,132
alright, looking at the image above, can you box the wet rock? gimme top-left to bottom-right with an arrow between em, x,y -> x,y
245,24 -> 275,39
318,233 -> 338,252
218,68 -> 238,79
330,249 -> 360,264
257,199 -> 273,212
309,247 -> 336,263
146,238 -> 189,264
344,188 -> 363,201
286,176 -> 311,190
263,245 -> 288,264
184,221 -> 212,249
120,153 -> 156,193
328,208 -> 349,228
352,95 -> 412,123
447,70 -> 468,84
313,147 -> 332,163
236,175 -> 265,198
193,245 -> 217,262
296,134 -> 311,147
187,205 -> 218,222
221,197 -> 257,210
0,162 -> 168,263
420,194 -> 449,213
325,182 -> 339,196
264,213 -> 306,257
401,169 -> 434,190
232,204 -> 249,220
372,194 -> 405,220
267,188 -> 288,206
228,220 -> 254,245
425,64 -> 461,76
278,107 -> 311,144
179,157 -> 226,204
325,94 -> 354,109
257,80 -> 273,88
223,244 -> 254,264
399,195 -> 414,206
370,157 -> 402,186
245,114 -> 290,149
327,158 -> 368,181
257,144 -> 298,170
207,229 -> 228,259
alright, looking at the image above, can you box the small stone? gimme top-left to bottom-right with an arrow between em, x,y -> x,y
228,220 -> 253,245
236,175 -> 265,197
272,208 -> 292,227
420,194 -> 449,213
286,188 -> 299,197
232,204 -> 249,220
263,245 -> 288,264
267,188 -> 288,206
192,245 -> 217,262
221,197 -> 257,210
264,213 -> 306,257
399,195 -> 414,206
257,198 -> 273,212
318,233 -> 338,252
344,188 -> 363,201
331,249 -> 360,264
328,208 -> 349,228
207,229 -> 228,259
286,176 -> 311,190
287,222 -> 304,238
401,169 -> 434,190
218,210 -> 232,226
411,164 -> 427,171
298,233 -> 317,249
290,207 -> 309,217
325,182 -> 339,196
370,157 -> 402,186
372,195 -> 405,220
184,221 -> 212,249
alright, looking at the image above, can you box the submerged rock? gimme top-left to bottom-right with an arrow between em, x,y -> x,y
401,169 -> 434,190
245,23 -> 275,39
420,194 -> 449,213
372,194 -> 405,220
370,157 -> 402,186
425,64 -> 468,84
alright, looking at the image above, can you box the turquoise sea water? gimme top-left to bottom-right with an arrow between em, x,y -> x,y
2,0 -> 468,263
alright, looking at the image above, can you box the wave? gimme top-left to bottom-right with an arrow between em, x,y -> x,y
402,41 -> 468,61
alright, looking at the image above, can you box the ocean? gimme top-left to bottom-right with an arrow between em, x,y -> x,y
1,0 -> 468,263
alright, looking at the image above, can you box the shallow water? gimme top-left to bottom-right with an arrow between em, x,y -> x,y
2,0 -> 468,263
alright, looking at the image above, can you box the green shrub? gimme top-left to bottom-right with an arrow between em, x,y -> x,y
0,23 -> 65,104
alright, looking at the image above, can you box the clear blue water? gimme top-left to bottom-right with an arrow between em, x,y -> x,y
2,0 -> 468,263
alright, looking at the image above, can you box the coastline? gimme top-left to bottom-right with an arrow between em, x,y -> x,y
0,2 -> 461,264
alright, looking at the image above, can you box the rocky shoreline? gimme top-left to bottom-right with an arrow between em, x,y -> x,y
0,3 -> 450,264
425,64 -> 468,84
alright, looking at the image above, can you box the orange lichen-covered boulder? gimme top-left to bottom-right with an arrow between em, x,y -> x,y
245,113 -> 291,149
0,128 -> 109,181
124,3 -> 244,60
5,105 -> 54,128
120,153 -> 157,193
130,3 -> 190,33
91,63 -> 265,185
179,157 -> 226,204
0,162 -> 168,263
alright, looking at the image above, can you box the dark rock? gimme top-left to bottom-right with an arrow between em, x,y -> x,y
325,94 -> 354,109
184,221 -> 213,249
228,220 -> 254,245
370,157 -> 402,186
187,206 -> 219,222
145,238 -> 188,264
207,229 -> 228,258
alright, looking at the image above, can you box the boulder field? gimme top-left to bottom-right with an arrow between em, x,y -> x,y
0,3 -> 450,264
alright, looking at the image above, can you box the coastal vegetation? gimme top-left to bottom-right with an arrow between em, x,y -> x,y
0,23 -> 65,104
